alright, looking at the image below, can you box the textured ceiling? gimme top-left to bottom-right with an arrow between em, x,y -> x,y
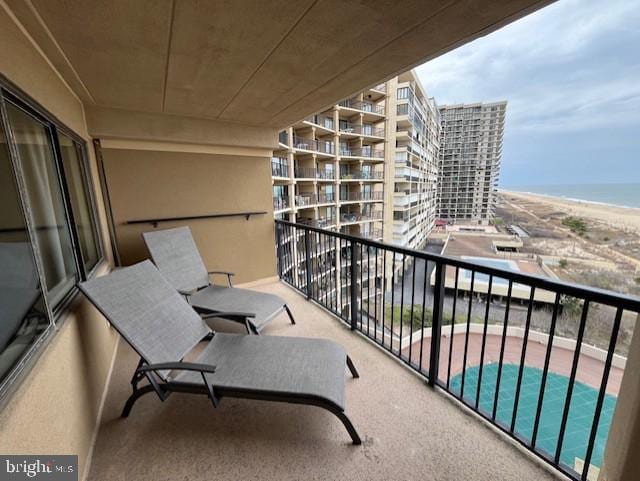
11,0 -> 553,128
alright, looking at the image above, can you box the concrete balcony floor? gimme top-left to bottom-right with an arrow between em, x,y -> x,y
88,280 -> 558,481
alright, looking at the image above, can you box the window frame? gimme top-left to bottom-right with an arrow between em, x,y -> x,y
0,74 -> 106,403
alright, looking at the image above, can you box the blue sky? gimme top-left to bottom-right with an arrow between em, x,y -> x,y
414,0 -> 640,187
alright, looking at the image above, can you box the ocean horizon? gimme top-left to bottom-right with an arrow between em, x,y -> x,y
501,182 -> 640,209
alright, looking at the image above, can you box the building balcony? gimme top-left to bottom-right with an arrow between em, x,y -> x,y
271,158 -> 289,178
294,193 -> 317,208
340,169 -> 384,181
317,192 -> 336,204
340,191 -> 384,202
340,211 -> 382,224
303,114 -> 336,132
273,195 -> 290,211
338,99 -> 385,116
339,123 -> 385,139
297,216 -> 336,229
294,166 -> 335,180
340,147 -> 385,160
292,136 -> 335,156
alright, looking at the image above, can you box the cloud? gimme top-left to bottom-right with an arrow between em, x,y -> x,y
413,0 -> 640,184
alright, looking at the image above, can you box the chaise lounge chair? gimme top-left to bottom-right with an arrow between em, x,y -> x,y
143,226 -> 294,334
79,261 -> 361,444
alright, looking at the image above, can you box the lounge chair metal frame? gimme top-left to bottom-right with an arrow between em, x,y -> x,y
121,351 -> 361,445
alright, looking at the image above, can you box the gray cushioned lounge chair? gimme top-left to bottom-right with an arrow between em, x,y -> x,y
79,260 -> 361,444
143,226 -> 294,334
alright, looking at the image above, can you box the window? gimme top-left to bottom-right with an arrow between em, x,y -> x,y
0,80 -> 103,396
58,134 -> 100,273
6,102 -> 78,307
0,116 -> 49,388
397,87 -> 410,99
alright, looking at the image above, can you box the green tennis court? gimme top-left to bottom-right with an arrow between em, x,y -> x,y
450,363 -> 617,470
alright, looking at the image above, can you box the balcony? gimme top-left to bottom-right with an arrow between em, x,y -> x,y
340,169 -> 384,181
86,273 -> 566,480
338,99 -> 385,116
339,123 -> 385,139
340,211 -> 382,224
275,220 -> 640,481
294,166 -> 335,180
273,195 -> 290,211
341,146 -> 385,159
298,216 -> 336,228
293,136 -> 335,156
295,193 -> 317,207
317,192 -> 336,204
271,157 -> 289,177
340,191 -> 384,202
304,114 -> 335,132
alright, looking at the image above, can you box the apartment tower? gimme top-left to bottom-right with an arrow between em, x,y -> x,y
437,101 -> 507,224
386,71 -> 440,250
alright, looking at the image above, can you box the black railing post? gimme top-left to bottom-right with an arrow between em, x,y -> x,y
304,228 -> 313,299
350,240 -> 358,330
429,262 -> 445,386
275,222 -> 283,278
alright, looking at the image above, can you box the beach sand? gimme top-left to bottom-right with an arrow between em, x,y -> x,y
502,190 -> 640,235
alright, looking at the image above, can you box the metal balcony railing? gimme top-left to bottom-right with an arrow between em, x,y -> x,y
273,195 -> 290,211
338,99 -> 385,115
340,147 -> 384,159
304,114 -> 335,130
294,167 -> 316,179
297,216 -> 336,229
339,169 -> 384,180
317,192 -> 335,204
292,136 -> 335,155
295,193 -> 317,207
338,123 -> 384,138
340,211 -> 382,223
339,191 -> 384,202
274,220 -> 640,481
340,229 -> 382,239
271,157 -> 289,177
316,168 -> 335,180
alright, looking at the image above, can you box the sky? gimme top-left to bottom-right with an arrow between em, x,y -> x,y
414,0 -> 640,187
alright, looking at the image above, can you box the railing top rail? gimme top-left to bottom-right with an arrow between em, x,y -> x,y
275,219 -> 640,311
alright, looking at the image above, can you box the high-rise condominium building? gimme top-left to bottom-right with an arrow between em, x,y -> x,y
271,70 -> 441,311
385,71 -> 440,250
272,70 -> 440,251
437,101 -> 507,225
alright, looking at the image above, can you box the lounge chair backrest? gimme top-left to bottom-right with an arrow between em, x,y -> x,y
142,227 -> 209,292
79,260 -> 211,374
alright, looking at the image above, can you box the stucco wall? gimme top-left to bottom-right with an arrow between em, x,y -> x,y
100,147 -> 277,283
0,4 -> 119,479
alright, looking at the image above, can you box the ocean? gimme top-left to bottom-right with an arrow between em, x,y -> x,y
503,183 -> 640,209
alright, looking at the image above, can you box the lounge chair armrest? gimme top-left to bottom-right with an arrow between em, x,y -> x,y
136,362 -> 217,375
200,311 -> 256,319
178,288 -> 199,297
137,361 -> 221,408
208,271 -> 235,287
